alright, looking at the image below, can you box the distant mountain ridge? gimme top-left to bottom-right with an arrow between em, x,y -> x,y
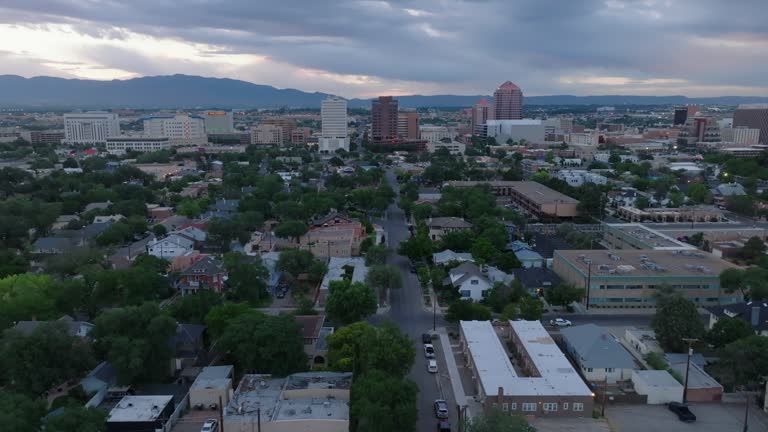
1,74 -> 767,108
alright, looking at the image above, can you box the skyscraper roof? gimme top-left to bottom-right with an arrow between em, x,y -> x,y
497,81 -> 520,91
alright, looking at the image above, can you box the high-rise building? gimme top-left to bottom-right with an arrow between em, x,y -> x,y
673,108 -> 688,126
319,96 -> 349,152
721,126 -> 760,145
733,104 -> 768,144
560,117 -> 574,133
677,116 -> 720,149
291,127 -> 312,145
143,114 -> 206,140
63,112 -> 120,144
493,81 -> 523,120
419,126 -> 452,143
371,96 -> 398,142
687,105 -> 700,117
251,124 -> 283,146
202,111 -> 234,134
262,118 -> 296,144
397,112 -> 419,139
471,98 -> 494,136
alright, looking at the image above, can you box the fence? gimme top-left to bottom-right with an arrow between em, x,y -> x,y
164,392 -> 190,431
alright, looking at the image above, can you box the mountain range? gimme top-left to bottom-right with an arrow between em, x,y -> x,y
2,74 -> 768,109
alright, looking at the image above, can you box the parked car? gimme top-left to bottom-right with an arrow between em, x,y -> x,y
428,359 -> 438,373
201,419 -> 218,432
668,402 -> 696,423
434,399 -> 449,419
422,333 -> 433,344
437,420 -> 451,431
549,318 -> 572,327
424,344 -> 435,358
275,290 -> 286,299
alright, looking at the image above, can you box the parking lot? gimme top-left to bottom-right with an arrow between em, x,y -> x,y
606,402 -> 768,432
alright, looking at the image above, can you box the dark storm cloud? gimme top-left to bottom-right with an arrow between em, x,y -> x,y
2,0 -> 768,94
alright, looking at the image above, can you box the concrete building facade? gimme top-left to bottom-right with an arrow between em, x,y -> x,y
105,136 -> 171,155
733,104 -> 768,144
446,181 -> 579,218
320,96 -> 349,152
64,112 -> 120,144
485,119 -> 545,143
471,98 -> 494,136
493,81 -> 523,120
203,111 -> 234,134
371,96 -> 398,142
251,124 -> 284,146
143,114 -> 206,140
397,112 -> 419,139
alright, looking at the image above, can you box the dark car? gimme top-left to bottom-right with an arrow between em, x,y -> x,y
437,420 -> 451,431
422,333 -> 432,344
668,402 -> 696,423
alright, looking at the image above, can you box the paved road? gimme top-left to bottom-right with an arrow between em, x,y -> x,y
371,169 -> 456,432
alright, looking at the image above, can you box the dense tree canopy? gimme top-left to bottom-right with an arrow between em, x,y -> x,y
350,370 -> 418,432
651,292 -> 704,352
326,280 -> 378,325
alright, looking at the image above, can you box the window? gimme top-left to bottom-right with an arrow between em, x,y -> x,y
460,290 -> 471,298
606,368 -> 614,373
543,403 -> 558,412
471,279 -> 479,285
573,403 -> 584,412
510,403 -> 517,411
563,403 -> 569,410
586,368 -> 593,373
522,403 -> 536,412
492,403 -> 498,409
502,403 -> 509,412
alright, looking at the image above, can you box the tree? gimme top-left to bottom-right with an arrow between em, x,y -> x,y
327,322 -> 377,372
412,203 -> 433,221
364,244 -> 388,266
218,312 -> 306,375
0,391 -> 46,432
205,302 -> 252,339
350,370 -> 418,432
742,236 -> 766,264
397,227 -> 433,262
168,289 -> 222,324
0,273 -> 57,330
277,249 -> 315,279
0,249 -> 28,278
720,267 -> 768,300
439,230 -> 475,252
366,265 -> 402,300
635,196 -> 650,210
688,232 -> 704,247
518,296 -> 543,320
295,296 -> 317,315
224,252 -> 269,305
92,303 -> 177,384
325,280 -> 378,325
0,322 -> 95,396
131,254 -> 169,274
651,294 -> 704,352
470,238 -> 497,264
445,300 -> 492,322
45,406 -> 108,432
501,303 -> 519,320
720,335 -> 768,385
493,252 -> 522,272
274,220 -> 308,243
465,408 -> 534,432
706,317 -> 754,349
544,284 -> 584,308
686,183 -> 711,204
151,224 -> 167,237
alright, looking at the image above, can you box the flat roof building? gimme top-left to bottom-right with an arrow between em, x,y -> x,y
64,112 -> 120,144
106,136 -> 171,155
459,320 -> 593,418
107,395 -> 174,432
445,181 -> 579,218
603,224 -> 695,251
552,249 -> 740,308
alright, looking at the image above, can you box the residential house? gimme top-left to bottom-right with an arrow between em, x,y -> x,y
444,262 -> 494,302
147,205 -> 174,221
296,213 -> 367,258
83,201 -> 112,213
320,257 -> 369,304
51,215 -> 79,230
295,315 -> 334,367
560,324 -> 636,383
177,255 -> 227,295
180,182 -> 208,198
171,225 -> 207,243
200,198 -> 239,220
146,234 -> 196,259
170,323 -> 206,374
511,267 -> 562,296
711,183 -> 746,207
432,249 -> 474,266
12,315 -> 94,338
31,237 -> 74,255
508,241 -> 545,268
80,362 -> 118,408
93,214 -> 125,224
706,301 -> 768,335
425,217 -> 472,241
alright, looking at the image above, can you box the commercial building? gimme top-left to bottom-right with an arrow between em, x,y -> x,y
720,126 -> 760,145
602,224 -> 695,251
105,136 -> 171,155
371,96 -> 398,142
142,114 -> 206,140
446,180 -> 579,218
616,205 -> 726,223
733,104 -> 768,144
64,112 -> 120,144
521,159 -> 554,179
426,141 -> 465,154
673,108 -> 688,126
420,125 -> 452,143
677,116 -> 720,149
471,98 -> 494,136
485,119 -> 545,143
290,127 -> 312,145
555,170 -> 608,187
631,370 -> 683,405
397,112 -> 419,139
493,81 -> 523,120
262,118 -> 296,144
552,249 -> 740,308
29,130 -> 64,145
251,124 -> 284,146
224,372 -> 351,432
202,111 -> 234,134
190,365 -> 234,409
106,395 -> 175,432
459,320 -> 593,418
320,96 -> 349,152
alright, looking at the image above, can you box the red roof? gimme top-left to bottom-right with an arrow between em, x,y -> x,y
84,148 -> 98,155
497,81 -> 520,91
475,98 -> 491,106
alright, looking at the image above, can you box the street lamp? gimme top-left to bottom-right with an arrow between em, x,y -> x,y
681,338 -> 698,404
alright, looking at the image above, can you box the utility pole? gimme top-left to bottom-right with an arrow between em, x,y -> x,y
681,338 -> 698,404
601,378 -> 608,416
743,389 -> 750,432
432,293 -> 437,332
585,262 -> 592,310
257,404 -> 261,432
218,396 -> 224,432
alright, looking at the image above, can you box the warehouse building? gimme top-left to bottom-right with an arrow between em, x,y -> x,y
445,181 -> 579,218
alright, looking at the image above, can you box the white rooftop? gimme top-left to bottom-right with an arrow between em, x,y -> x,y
108,395 -> 174,422
461,321 -> 518,395
320,257 -> 368,291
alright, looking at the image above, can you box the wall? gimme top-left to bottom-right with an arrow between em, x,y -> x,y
225,419 -> 348,432
190,385 -> 230,408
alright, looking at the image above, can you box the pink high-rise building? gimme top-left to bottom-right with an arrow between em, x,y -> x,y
493,81 -> 523,120
471,98 -> 494,136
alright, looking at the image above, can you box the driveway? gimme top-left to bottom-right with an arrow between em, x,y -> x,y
606,402 -> 768,432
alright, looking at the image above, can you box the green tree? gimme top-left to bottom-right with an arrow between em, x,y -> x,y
493,252 -> 522,272
0,391 -> 46,432
92,303 -> 177,384
544,284 -> 584,308
470,238 -> 498,264
720,335 -> 768,386
168,289 -> 222,324
274,220 -> 309,243
720,267 -> 768,300
465,408 -> 535,432
519,296 -> 544,321
218,312 -> 306,375
151,224 -> 167,238
364,244 -> 388,266
412,203 -> 433,221
224,252 -> 269,305
366,265 -> 402,300
131,254 -> 169,273
686,183 -> 711,204
651,293 -> 704,352
45,406 -> 108,432
0,322 -> 95,396
0,249 -> 28,278
706,317 -> 754,349
276,249 -> 316,279
741,236 -> 767,264
326,280 -> 378,325
439,230 -> 475,252
635,196 -> 650,210
205,302 -> 252,339
294,296 -> 317,315
350,370 -> 418,432
445,300 -> 492,322
0,273 -> 57,330
397,227 -> 433,262
327,322 -> 377,372
501,303 -> 519,320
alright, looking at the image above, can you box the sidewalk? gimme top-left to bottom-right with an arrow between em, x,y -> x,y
438,327 -> 477,420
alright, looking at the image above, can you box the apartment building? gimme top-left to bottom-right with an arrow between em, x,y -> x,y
64,112 -> 120,144
446,181 -> 579,218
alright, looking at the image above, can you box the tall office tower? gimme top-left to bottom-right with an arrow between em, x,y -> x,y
673,108 -> 689,126
319,96 -> 349,152
733,104 -> 768,144
142,114 -> 206,139
493,81 -> 523,120
687,104 -> 700,117
262,118 -> 296,144
203,111 -> 234,134
371,96 -> 398,141
397,112 -> 419,139
471,98 -> 494,136
63,112 -> 120,144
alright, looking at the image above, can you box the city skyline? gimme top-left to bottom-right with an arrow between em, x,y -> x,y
1,1 -> 767,98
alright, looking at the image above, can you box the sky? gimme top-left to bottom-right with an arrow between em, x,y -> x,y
1,0 -> 767,98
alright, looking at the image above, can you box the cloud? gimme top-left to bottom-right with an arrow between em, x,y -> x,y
0,0 -> 767,97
